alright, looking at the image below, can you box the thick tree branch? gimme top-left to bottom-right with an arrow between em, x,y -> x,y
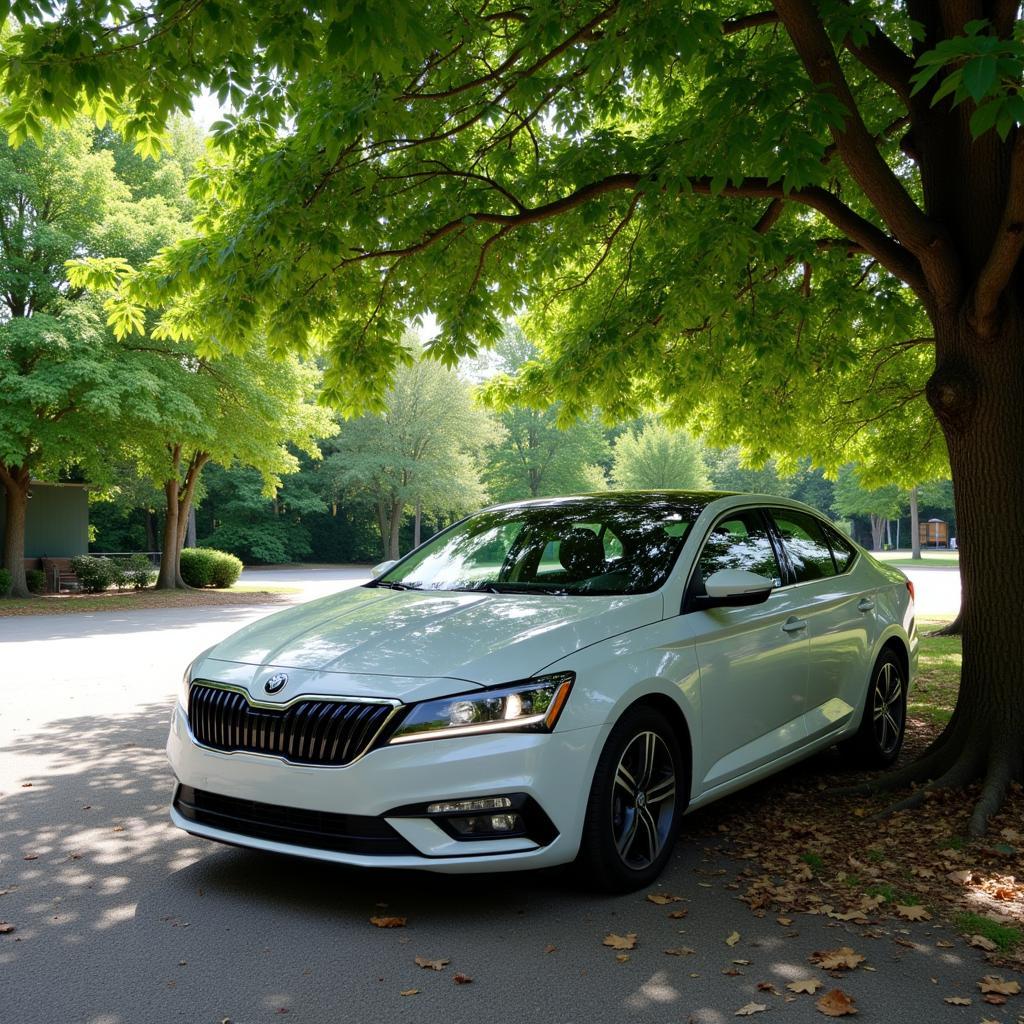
722,11 -> 779,34
772,0 -> 956,300
973,130 -> 1024,332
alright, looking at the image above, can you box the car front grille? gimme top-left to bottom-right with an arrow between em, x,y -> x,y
173,785 -> 417,856
187,683 -> 395,767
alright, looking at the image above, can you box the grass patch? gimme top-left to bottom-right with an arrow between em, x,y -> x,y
908,616 -> 961,726
874,551 -> 960,568
953,912 -> 1023,952
0,584 -> 297,616
800,851 -> 825,871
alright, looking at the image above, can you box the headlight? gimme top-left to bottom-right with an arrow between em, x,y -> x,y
387,672 -> 574,744
178,663 -> 193,711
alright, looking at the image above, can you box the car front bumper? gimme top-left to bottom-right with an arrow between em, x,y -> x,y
166,704 -> 606,873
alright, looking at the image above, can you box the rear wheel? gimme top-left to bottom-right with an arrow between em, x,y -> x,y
840,650 -> 907,769
576,705 -> 687,891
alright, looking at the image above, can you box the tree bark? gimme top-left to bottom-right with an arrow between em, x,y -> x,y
171,452 -> 209,589
413,501 -> 422,548
0,464 -> 32,598
156,477 -> 179,590
911,312 -> 1024,833
910,486 -> 921,559
387,500 -> 402,561
868,514 -> 885,550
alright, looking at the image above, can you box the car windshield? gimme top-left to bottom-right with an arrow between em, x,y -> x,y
373,494 -> 713,596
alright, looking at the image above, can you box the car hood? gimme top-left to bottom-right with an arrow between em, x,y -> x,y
200,585 -> 663,693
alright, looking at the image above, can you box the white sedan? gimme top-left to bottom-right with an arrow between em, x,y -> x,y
168,491 -> 917,890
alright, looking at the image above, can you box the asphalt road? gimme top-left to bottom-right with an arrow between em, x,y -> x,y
4,564 -> 1015,1024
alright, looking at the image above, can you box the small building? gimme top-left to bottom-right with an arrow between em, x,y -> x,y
919,517 -> 949,548
0,481 -> 89,563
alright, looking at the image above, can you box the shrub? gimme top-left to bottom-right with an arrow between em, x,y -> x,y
115,554 -> 156,590
26,569 -> 46,593
70,555 -> 120,593
179,547 -> 243,589
0,568 -> 11,596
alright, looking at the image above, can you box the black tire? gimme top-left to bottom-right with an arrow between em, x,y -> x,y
840,649 -> 907,769
576,705 -> 687,892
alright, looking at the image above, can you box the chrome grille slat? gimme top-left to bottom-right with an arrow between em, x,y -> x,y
186,684 -> 390,767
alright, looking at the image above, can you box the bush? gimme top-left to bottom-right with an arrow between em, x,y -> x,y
71,555 -> 120,593
26,569 -> 46,593
0,568 -> 11,596
179,547 -> 243,589
115,554 -> 156,590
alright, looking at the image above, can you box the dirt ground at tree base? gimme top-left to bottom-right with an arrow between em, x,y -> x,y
691,716 -> 1024,974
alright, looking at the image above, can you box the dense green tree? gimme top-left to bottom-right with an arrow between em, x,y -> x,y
13,1 -> 1024,826
0,117 -> 182,596
611,422 -> 710,490
324,349 -> 496,560
478,326 -> 609,501
833,464 -> 907,551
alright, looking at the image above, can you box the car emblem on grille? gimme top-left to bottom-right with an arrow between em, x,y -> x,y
264,672 -> 288,694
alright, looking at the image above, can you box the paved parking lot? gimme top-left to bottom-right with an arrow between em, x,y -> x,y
5,565 -> 1013,1024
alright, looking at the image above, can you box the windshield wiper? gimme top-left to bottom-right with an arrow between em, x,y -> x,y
369,580 -> 419,590
456,582 -> 569,595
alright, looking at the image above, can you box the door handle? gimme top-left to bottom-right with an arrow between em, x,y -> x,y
782,616 -> 807,634
857,598 -> 875,612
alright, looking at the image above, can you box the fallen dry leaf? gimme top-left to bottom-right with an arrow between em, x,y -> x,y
757,982 -> 780,995
776,916 -> 793,926
810,947 -> 865,971
978,976 -> 1021,996
414,956 -> 449,971
735,1002 -> 767,1016
947,869 -> 973,885
725,930 -> 741,947
816,989 -> 857,1017
603,932 -> 637,950
795,864 -> 814,881
544,944 -> 557,954
0,923 -> 14,935
982,994 -> 1006,1006
788,979 -> 823,994
968,934 -> 999,952
664,947 -> 696,957
943,996 -> 971,1006
935,939 -> 954,949
399,989 -> 419,997
646,892 -> 683,905
668,909 -> 688,919
616,954 -> 630,963
452,973 -> 473,985
895,904 -> 931,921
370,916 -> 407,928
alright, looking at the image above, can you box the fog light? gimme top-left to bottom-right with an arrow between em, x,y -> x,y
448,813 -> 523,836
426,796 -> 512,814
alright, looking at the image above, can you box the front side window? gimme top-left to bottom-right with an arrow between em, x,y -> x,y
690,510 -> 782,597
771,510 -> 837,582
375,496 -> 710,596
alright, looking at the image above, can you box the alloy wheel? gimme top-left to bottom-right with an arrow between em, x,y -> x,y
610,730 -> 677,869
872,661 -> 904,756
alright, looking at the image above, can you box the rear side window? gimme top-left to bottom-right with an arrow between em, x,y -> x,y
771,510 -> 837,582
823,523 -> 857,573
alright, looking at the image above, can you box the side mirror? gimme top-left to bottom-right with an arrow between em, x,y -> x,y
698,569 -> 774,608
372,559 -> 398,577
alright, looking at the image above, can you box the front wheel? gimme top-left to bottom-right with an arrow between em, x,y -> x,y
576,705 -> 687,892
840,650 -> 907,769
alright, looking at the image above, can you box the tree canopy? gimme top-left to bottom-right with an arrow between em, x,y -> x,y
611,421 -> 710,490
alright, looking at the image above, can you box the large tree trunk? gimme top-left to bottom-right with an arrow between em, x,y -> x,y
171,453 -> 209,589
413,501 -> 422,549
868,514 -> 885,551
888,314 -> 1024,833
156,477 -> 179,590
0,465 -> 32,598
909,487 -> 921,559
387,500 -> 402,561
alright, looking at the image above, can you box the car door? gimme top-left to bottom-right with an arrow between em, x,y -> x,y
686,508 -> 811,792
766,508 -> 875,743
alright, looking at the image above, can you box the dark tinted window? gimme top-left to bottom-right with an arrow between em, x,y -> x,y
691,510 -> 782,596
771,510 -> 836,582
377,495 -> 711,595
823,523 -> 857,573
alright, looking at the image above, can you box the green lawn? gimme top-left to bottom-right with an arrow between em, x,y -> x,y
909,615 -> 961,726
0,583 -> 298,616
874,550 -> 960,568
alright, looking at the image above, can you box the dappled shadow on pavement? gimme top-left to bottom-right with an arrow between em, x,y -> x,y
2,703 -> 1015,1024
